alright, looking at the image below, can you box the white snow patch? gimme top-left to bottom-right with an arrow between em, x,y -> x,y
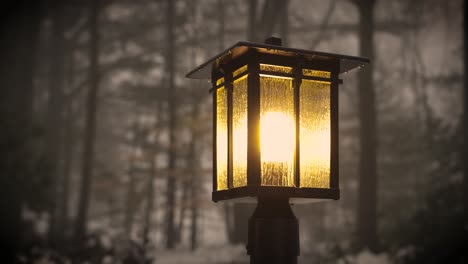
156,244 -> 247,264
339,249 -> 392,264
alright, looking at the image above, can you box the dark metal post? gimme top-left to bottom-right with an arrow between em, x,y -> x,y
247,196 -> 300,264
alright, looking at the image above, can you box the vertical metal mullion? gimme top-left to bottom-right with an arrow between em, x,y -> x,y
227,72 -> 234,189
247,54 -> 261,186
211,78 -> 218,193
330,66 -> 339,190
293,61 -> 303,188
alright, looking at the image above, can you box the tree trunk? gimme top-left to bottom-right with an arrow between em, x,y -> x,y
124,151 -> 136,238
74,0 -> 100,245
224,204 -> 235,243
257,0 -> 285,41
142,154 -> 156,246
356,0 -> 379,252
247,0 -> 257,41
124,114 -> 144,238
184,2 -> 202,250
0,0 -> 42,261
142,101 -> 163,247
58,101 -> 73,242
57,39 -> 77,243
232,205 -> 254,244
188,100 -> 201,251
258,0 -> 274,39
189,189 -> 199,251
316,204 -> 326,241
176,178 -> 191,244
165,0 -> 177,249
218,0 -> 224,49
189,160 -> 199,250
464,0 -> 468,221
47,0 -> 66,246
279,0 -> 289,46
189,176 -> 199,251
217,0 -> 235,244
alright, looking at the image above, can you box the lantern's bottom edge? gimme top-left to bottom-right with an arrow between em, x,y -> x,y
212,186 -> 339,203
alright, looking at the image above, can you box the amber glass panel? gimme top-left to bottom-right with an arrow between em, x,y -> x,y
300,79 -> 331,188
216,87 -> 228,190
233,65 -> 248,77
259,75 -> 295,187
216,77 -> 225,86
260,64 -> 293,74
232,75 -> 248,187
302,69 -> 331,78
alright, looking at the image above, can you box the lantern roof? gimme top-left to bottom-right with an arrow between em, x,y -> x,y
186,41 -> 370,79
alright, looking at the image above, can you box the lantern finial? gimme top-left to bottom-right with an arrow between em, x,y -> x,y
265,37 -> 282,46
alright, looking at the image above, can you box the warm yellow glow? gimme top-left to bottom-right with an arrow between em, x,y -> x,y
216,68 -> 332,190
260,112 -> 295,162
258,104 -> 329,188
300,129 -> 330,183
300,79 -> 331,188
233,65 -> 248,77
232,75 -> 248,187
259,73 -> 292,80
260,75 -> 295,186
260,64 -> 293,74
302,69 -> 331,78
216,87 -> 228,190
231,111 -> 296,187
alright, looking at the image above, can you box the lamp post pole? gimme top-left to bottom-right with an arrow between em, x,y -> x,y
247,196 -> 299,264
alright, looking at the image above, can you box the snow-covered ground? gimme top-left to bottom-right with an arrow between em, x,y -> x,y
156,245 -> 248,264
338,250 -> 392,264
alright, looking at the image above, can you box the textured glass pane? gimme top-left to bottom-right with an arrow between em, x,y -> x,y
260,75 -> 295,187
233,65 -> 248,77
260,64 -> 293,74
300,80 -> 331,188
232,75 -> 248,187
216,77 -> 225,86
302,69 -> 331,78
216,87 -> 228,190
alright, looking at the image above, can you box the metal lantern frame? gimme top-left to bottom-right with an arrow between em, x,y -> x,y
186,40 -> 369,203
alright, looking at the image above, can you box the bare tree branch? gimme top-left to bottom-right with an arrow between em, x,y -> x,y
309,0 -> 337,50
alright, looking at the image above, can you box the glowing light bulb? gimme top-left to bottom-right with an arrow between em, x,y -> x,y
260,112 -> 295,162
260,111 -> 295,186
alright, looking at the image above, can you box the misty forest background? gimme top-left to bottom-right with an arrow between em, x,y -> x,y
1,0 -> 467,263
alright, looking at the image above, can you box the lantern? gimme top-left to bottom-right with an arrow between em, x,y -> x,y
187,37 -> 368,203
186,38 -> 368,263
